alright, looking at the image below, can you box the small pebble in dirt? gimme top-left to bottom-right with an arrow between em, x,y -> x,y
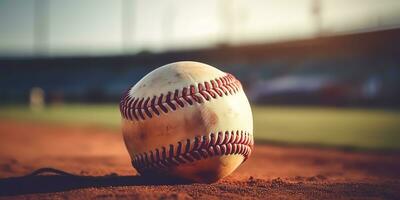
247,176 -> 256,186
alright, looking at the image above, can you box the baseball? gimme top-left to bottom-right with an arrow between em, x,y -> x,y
120,61 -> 253,183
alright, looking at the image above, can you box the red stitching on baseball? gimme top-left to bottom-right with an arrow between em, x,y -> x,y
120,73 -> 242,121
131,130 -> 253,174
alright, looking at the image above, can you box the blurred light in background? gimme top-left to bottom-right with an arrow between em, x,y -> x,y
0,0 -> 400,107
1,0 -> 400,57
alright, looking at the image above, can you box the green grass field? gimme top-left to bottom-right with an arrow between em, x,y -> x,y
1,104 -> 399,150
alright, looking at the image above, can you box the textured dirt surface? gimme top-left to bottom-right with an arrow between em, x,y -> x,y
0,119 -> 399,199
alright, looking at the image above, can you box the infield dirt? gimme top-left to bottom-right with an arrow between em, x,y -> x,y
0,120 -> 399,199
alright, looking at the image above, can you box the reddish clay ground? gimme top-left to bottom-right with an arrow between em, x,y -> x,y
0,119 -> 399,199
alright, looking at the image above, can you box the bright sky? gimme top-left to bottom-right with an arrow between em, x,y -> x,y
0,0 -> 400,57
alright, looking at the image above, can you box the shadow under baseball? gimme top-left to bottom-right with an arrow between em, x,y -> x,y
0,167 -> 191,196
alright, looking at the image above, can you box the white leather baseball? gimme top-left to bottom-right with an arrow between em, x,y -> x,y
120,61 -> 253,183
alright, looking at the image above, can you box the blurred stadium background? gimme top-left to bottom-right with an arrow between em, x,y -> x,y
1,0 -> 400,150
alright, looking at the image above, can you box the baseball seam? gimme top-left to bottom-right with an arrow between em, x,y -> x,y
119,73 -> 242,121
132,130 -> 253,174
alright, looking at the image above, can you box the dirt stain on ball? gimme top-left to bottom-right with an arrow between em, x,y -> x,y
207,110 -> 218,126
